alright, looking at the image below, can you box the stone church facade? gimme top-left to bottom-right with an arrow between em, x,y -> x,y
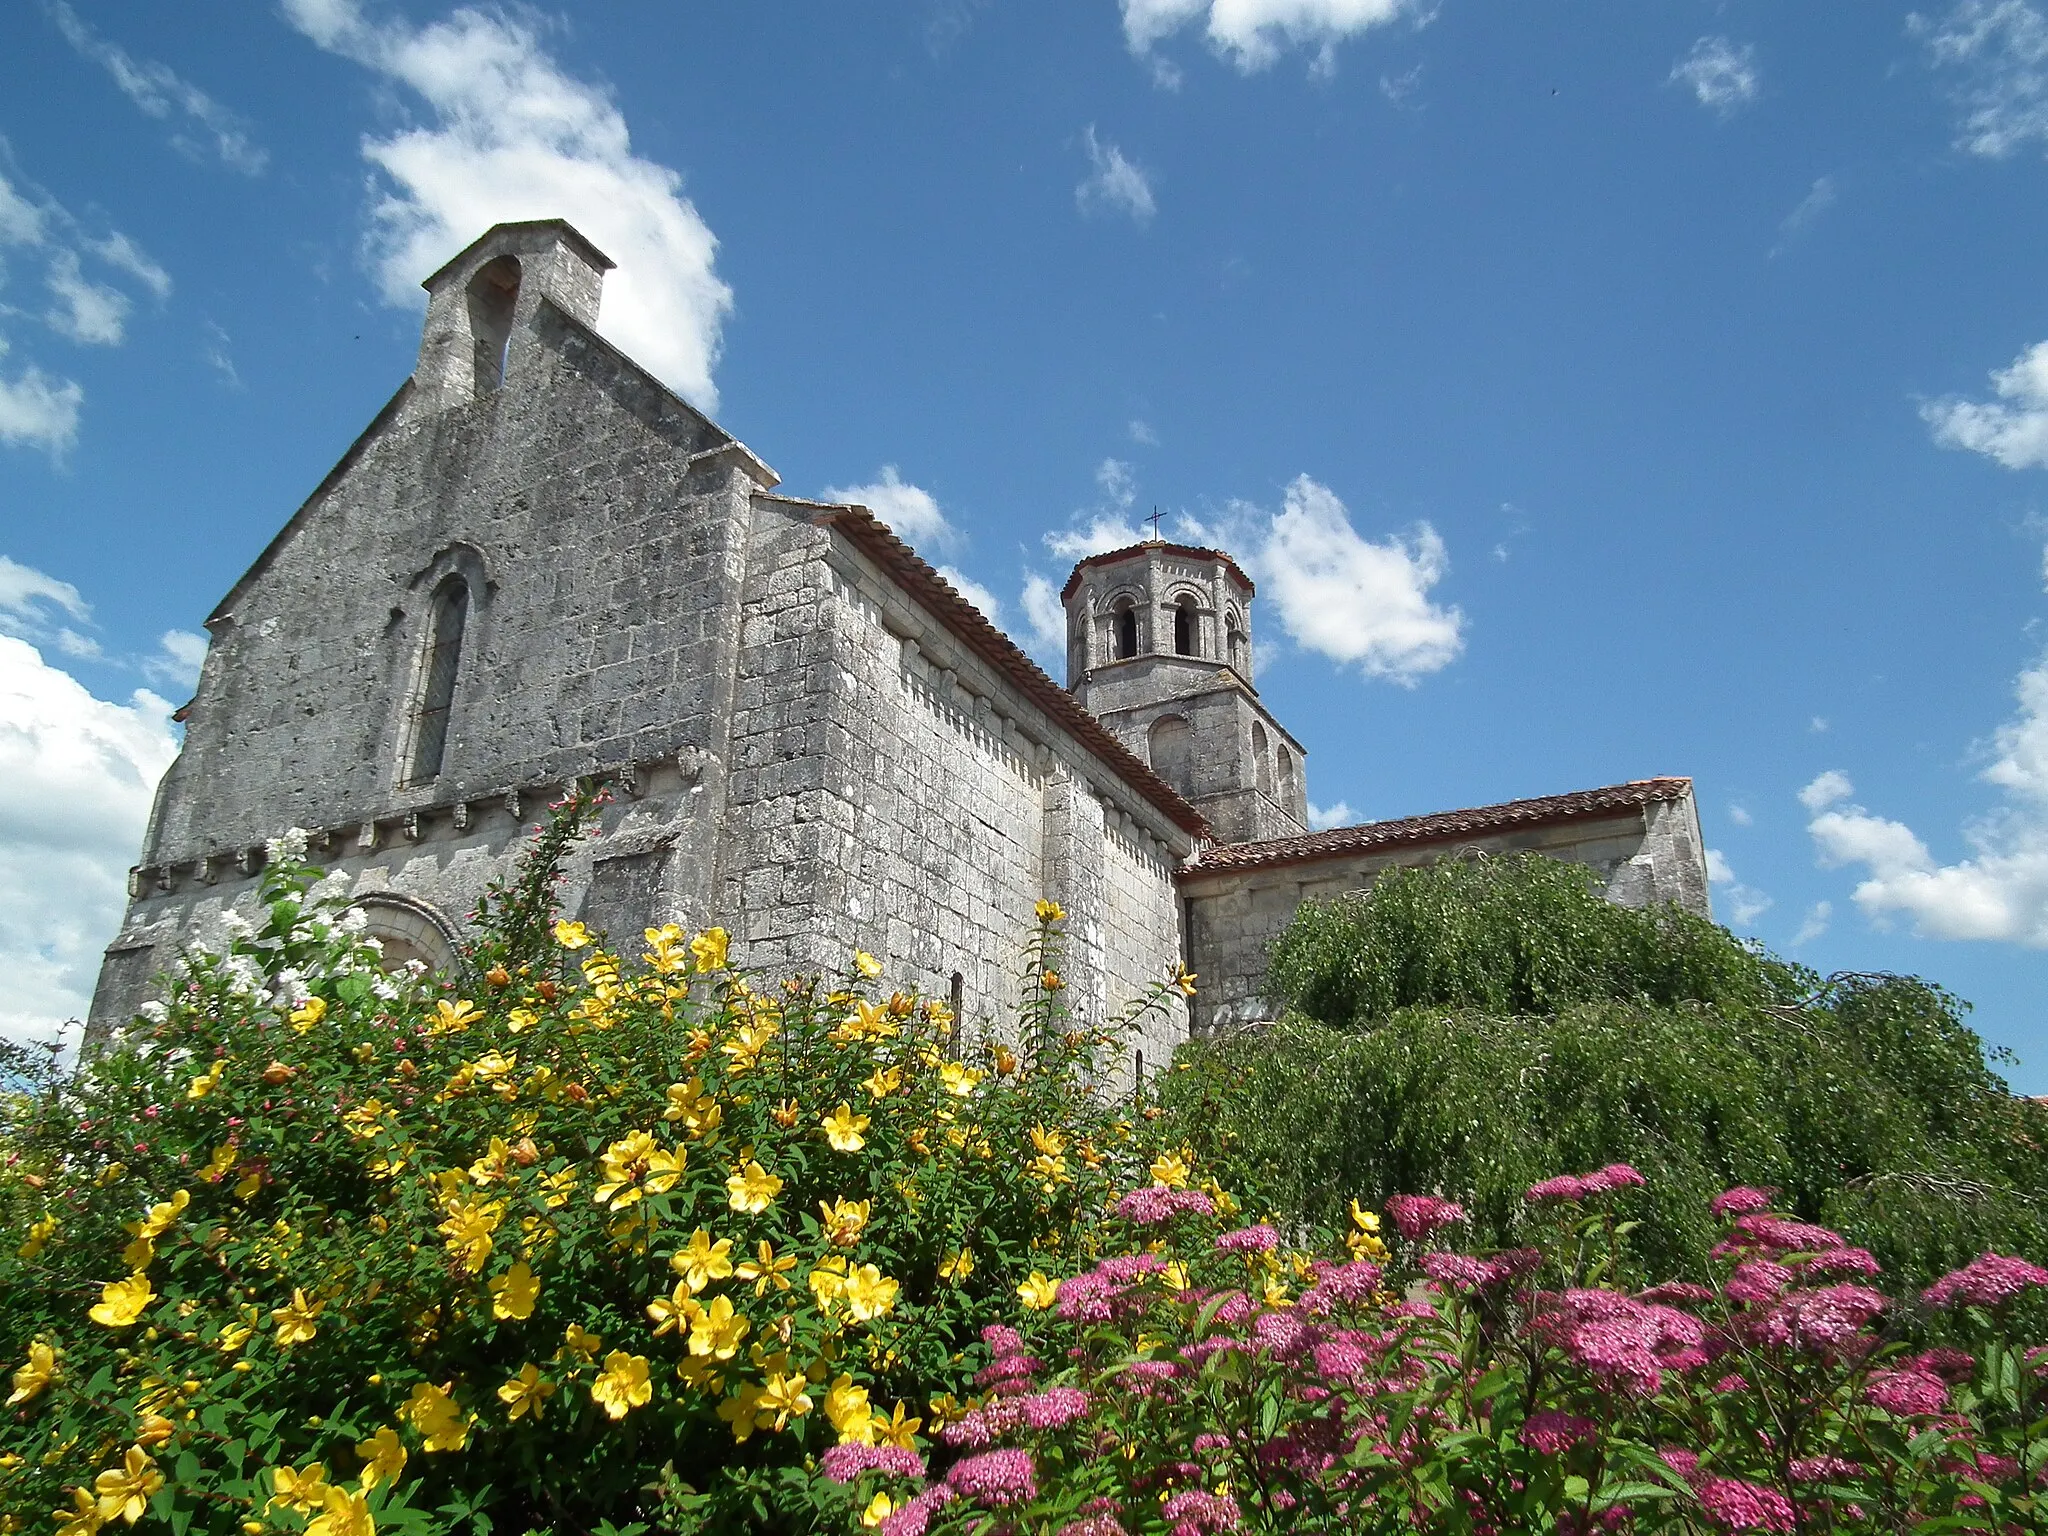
87,219 -> 1710,1059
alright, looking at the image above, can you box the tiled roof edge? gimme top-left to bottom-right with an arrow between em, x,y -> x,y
1059,541 -> 1257,603
809,505 -> 1213,840
1181,777 -> 1694,876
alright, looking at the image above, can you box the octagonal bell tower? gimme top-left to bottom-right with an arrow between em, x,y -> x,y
1062,540 -> 1307,844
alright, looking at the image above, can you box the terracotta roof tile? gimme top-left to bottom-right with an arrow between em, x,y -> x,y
1183,778 -> 1694,876
810,505 -> 1212,840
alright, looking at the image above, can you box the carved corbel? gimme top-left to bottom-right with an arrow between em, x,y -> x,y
357,821 -> 379,853
452,801 -> 470,833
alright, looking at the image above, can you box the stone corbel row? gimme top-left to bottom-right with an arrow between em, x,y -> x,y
126,747 -> 717,898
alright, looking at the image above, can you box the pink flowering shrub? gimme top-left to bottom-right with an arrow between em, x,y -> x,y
828,1164 -> 2048,1534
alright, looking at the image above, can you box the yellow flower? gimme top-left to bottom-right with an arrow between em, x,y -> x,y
187,1062 -> 225,1100
561,1324 -> 603,1364
663,1078 -> 725,1137
489,1261 -> 540,1321
937,1248 -> 974,1283
134,1190 -> 188,1242
288,996 -> 327,1033
303,1486 -> 374,1536
1150,1149 -> 1192,1189
1017,1272 -> 1060,1310
735,1240 -> 796,1295
1162,1260 -> 1191,1292
355,1427 -> 406,1491
854,950 -> 883,979
645,1280 -> 699,1338
861,1492 -> 894,1528
89,1274 -> 153,1329
642,923 -> 690,974
819,1197 -> 871,1247
593,1130 -> 686,1209
809,1255 -> 849,1312
687,1295 -> 750,1361
437,1196 -> 505,1274
1034,898 -> 1066,923
1174,966 -> 1198,998
864,1065 -> 902,1100
824,1374 -> 874,1444
18,1212 -> 57,1260
8,1342 -> 57,1406
1040,969 -> 1064,992
266,1463 -> 329,1515
821,1103 -> 870,1152
937,1062 -> 984,1097
669,1229 -> 736,1293
120,1236 -> 154,1273
539,1167 -> 578,1209
553,919 -> 592,950
906,1126 -> 931,1157
770,1097 -> 801,1127
497,1363 -> 556,1422
873,1401 -> 922,1449
432,998 -> 482,1035
1349,1199 -> 1381,1233
720,1018 -> 777,1073
758,1370 -> 814,1430
591,1351 -> 652,1420
93,1447 -> 163,1525
401,1382 -> 470,1452
727,1159 -> 782,1214
506,1007 -> 539,1034
841,1264 -> 900,1325
272,1289 -> 324,1347
52,1485 -> 101,1536
690,926 -> 730,971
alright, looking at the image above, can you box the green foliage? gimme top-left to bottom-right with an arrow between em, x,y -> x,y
0,799 -> 1180,1536
1162,855 -> 2048,1287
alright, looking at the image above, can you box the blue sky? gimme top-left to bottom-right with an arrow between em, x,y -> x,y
3,0 -> 2047,1078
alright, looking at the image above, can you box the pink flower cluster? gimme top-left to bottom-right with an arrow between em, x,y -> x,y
1159,1489 -> 1240,1534
820,1443 -> 926,1483
1922,1252 -> 2048,1310
1710,1185 -> 1775,1219
1383,1193 -> 1468,1241
1214,1224 -> 1278,1253
1115,1186 -> 1215,1225
944,1448 -> 1038,1507
1525,1164 -> 1647,1203
1518,1410 -> 1596,1454
1530,1287 -> 1709,1394
1864,1367 -> 1950,1417
1696,1477 -> 1797,1533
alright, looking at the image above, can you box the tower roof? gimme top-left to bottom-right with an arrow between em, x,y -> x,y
1059,542 -> 1256,603
417,218 -> 616,291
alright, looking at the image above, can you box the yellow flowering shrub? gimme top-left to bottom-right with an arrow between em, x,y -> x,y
0,792 -> 1183,1535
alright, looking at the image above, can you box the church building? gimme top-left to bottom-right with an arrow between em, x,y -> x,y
88,219 -> 1711,1059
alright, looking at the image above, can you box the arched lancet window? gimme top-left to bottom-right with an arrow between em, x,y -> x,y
408,576 -> 469,784
1226,611 -> 1249,674
1148,714 -> 1192,788
1252,722 -> 1274,796
1173,597 -> 1198,657
1112,599 -> 1138,660
1277,745 -> 1297,809
466,255 -> 521,394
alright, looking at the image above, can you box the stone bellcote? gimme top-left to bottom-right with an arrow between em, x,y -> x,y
401,219 -> 616,421
1062,540 -> 1308,844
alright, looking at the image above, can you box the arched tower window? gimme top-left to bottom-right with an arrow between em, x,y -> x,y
1277,745 -> 1297,810
466,255 -> 521,394
1173,597 -> 1198,657
1252,722 -> 1273,796
1148,714 -> 1192,789
1226,610 -> 1249,674
1112,599 -> 1138,660
408,576 -> 469,784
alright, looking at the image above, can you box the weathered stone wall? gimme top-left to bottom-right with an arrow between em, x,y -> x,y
1181,792 -> 1712,1033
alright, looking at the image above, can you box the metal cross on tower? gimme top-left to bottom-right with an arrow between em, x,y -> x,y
1145,507 -> 1164,540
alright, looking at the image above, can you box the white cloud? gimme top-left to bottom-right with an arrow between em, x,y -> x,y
1923,338 -> 2048,469
936,565 -> 1003,626
282,0 -> 732,411
1770,176 -> 1836,256
1128,419 -> 1158,445
1122,0 -> 1422,76
822,465 -> 955,550
44,0 -> 268,174
1792,900 -> 1833,947
1915,0 -> 2048,157
44,249 -> 131,346
1020,572 -> 1066,658
1670,36 -> 1761,116
143,630 -> 207,693
0,553 -> 89,634
1728,802 -> 1754,826
1307,799 -> 1356,831
1379,61 -> 1423,105
90,233 -> 172,301
0,634 -> 179,1051
1706,847 -> 1773,926
1077,127 -> 1156,225
1047,516 -> 1146,560
1239,474 -> 1462,684
1802,655 -> 2048,944
1799,769 -> 1855,813
1809,715 -> 1830,734
0,357 -> 83,457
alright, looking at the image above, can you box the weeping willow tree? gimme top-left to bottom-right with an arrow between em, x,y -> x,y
1157,854 -> 2048,1288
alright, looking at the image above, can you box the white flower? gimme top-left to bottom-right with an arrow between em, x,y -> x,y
266,827 -> 310,864
136,1000 -> 169,1025
308,871 -> 353,906
371,975 -> 399,1002
219,911 -> 255,944
336,908 -> 370,937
